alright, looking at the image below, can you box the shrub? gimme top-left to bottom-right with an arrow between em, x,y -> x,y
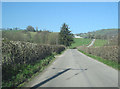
2,40 -> 65,87
78,46 -> 118,62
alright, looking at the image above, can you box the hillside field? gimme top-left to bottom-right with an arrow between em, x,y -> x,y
93,39 -> 108,47
70,38 -> 92,48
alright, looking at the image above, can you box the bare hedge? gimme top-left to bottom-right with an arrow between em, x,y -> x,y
2,41 -> 65,66
78,46 -> 118,62
2,40 -> 65,87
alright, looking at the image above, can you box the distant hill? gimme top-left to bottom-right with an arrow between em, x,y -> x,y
77,29 -> 118,39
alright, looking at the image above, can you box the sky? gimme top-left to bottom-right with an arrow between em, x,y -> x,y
2,2 -> 118,33
1,0 -> 119,2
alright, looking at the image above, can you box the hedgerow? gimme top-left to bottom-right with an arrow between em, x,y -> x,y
2,40 -> 65,87
78,46 -> 118,62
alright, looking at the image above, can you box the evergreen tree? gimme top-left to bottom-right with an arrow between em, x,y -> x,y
59,23 -> 74,46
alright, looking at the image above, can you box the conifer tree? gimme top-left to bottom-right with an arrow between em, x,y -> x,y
59,23 -> 74,46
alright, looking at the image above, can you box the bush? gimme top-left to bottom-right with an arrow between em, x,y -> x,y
78,46 -> 118,62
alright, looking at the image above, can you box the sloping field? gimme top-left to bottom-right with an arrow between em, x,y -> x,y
93,39 -> 107,47
70,38 -> 92,48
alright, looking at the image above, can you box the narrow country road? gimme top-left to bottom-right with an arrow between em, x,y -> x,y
87,39 -> 96,47
24,49 -> 118,88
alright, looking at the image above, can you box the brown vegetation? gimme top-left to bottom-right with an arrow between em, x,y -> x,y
78,46 -> 118,62
2,40 -> 65,87
2,40 -> 65,66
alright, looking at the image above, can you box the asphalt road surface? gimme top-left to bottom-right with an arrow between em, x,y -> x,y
24,49 -> 118,88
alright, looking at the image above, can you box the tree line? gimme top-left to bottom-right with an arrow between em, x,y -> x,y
2,23 -> 74,47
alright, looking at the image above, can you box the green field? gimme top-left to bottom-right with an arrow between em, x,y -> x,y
70,38 -> 92,48
94,39 -> 107,46
29,32 -> 37,38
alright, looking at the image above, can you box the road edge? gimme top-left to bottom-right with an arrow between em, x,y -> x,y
77,49 -> 118,71
22,49 -> 67,87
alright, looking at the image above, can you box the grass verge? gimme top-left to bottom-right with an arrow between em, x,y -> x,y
2,55 -> 55,88
2,49 -> 66,88
18,49 -> 66,87
19,49 -> 66,87
78,49 -> 119,70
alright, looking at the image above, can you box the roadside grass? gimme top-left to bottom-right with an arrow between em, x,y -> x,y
78,50 -> 119,70
2,55 -> 55,87
18,55 -> 55,87
18,49 -> 66,87
93,39 -> 107,47
19,49 -> 66,87
70,38 -> 92,49
2,49 -> 66,88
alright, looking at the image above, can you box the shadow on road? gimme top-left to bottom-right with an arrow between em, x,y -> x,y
52,67 -> 87,71
52,68 -> 88,80
31,68 -> 88,89
66,71 -> 84,80
31,68 -> 71,89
